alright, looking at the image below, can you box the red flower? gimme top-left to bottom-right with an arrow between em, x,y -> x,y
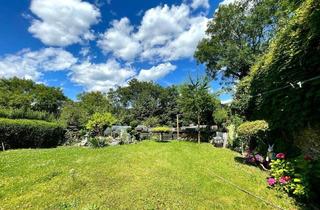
276,153 -> 285,159
284,176 -> 291,182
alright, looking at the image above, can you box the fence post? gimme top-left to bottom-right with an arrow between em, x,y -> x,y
1,142 -> 5,151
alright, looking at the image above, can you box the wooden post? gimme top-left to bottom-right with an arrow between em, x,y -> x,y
1,142 -> 5,151
176,114 -> 180,140
197,114 -> 200,144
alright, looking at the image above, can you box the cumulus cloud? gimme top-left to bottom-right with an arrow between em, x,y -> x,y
28,0 -> 100,46
98,3 -> 209,63
0,48 -> 77,80
98,18 -> 141,61
136,63 -> 176,81
70,59 -> 136,92
190,0 -> 210,9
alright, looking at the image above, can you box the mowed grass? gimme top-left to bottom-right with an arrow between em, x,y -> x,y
0,141 -> 298,209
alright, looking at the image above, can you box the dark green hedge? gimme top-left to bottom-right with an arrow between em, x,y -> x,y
0,118 -> 65,149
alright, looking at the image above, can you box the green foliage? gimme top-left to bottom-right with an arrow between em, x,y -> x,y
77,91 -> 112,116
213,108 -> 228,126
0,108 -> 55,121
108,79 -> 179,127
230,76 -> 252,117
247,0 -> 320,131
237,120 -> 269,137
0,118 -> 65,149
151,126 -> 172,133
178,76 -> 219,125
227,124 -> 236,147
88,137 -> 109,148
0,77 -> 67,115
294,124 -> 320,158
86,112 -> 117,135
269,156 -> 313,200
60,92 -> 112,128
60,101 -> 89,128
119,129 -> 131,144
142,117 -> 160,127
195,0 -> 284,82
237,120 -> 269,152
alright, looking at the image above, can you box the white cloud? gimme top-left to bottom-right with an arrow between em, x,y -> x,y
190,0 -> 210,9
136,63 -> 176,81
29,0 -> 100,46
98,18 -> 141,61
0,48 -> 77,80
98,3 -> 209,63
218,0 -> 238,5
70,59 -> 135,92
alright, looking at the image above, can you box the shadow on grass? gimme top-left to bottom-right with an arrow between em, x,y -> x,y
155,140 -> 171,143
234,156 -> 246,164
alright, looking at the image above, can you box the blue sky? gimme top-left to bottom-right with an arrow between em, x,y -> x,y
0,0 -> 232,102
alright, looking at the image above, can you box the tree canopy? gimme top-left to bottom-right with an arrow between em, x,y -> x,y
0,77 -> 66,115
194,0 -> 294,83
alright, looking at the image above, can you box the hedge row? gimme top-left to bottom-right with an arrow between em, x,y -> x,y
0,118 -> 65,149
0,108 -> 55,121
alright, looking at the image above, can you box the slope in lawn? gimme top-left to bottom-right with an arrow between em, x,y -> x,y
0,141 -> 297,209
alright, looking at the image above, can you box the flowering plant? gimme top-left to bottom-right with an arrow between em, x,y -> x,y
268,153 -> 310,200
276,153 -> 285,159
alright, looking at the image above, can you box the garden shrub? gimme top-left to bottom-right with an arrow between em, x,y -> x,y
151,126 -> 172,141
86,112 -> 117,136
0,118 -> 65,149
237,120 -> 269,153
268,153 -> 318,201
88,136 -> 109,148
0,108 -> 55,121
119,129 -> 131,144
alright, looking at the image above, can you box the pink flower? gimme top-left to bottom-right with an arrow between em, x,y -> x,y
279,176 -> 289,184
276,153 -> 285,159
267,177 -> 276,186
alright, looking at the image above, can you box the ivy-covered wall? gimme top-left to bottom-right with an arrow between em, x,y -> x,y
247,0 -> 320,134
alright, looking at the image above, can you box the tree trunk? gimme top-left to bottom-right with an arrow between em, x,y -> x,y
197,114 -> 200,144
176,114 -> 180,140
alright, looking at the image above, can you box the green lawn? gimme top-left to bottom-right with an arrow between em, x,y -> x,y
0,141 -> 298,209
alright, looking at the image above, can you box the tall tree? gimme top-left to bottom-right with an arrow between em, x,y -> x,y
77,91 -> 112,116
0,77 -> 66,115
108,79 -> 179,127
178,76 -> 219,143
194,0 -> 286,83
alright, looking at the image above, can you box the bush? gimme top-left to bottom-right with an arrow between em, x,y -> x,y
151,126 -> 172,142
0,108 -> 55,121
119,130 -> 131,144
88,137 -> 109,148
151,126 -> 172,133
0,118 -> 65,149
268,153 -> 316,201
237,120 -> 269,137
86,112 -> 117,136
237,120 -> 269,153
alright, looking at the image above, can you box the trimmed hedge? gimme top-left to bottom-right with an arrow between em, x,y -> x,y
0,118 -> 65,149
237,120 -> 269,137
0,108 -> 55,121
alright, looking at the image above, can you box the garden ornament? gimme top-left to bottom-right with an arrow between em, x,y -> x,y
266,144 -> 275,162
